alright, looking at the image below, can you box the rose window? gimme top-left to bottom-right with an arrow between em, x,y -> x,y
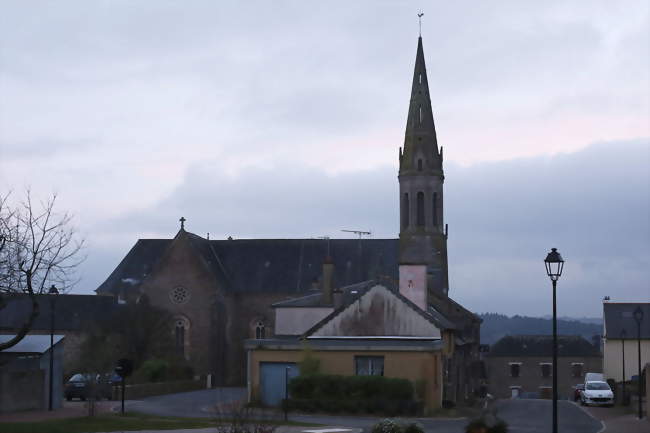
170,287 -> 190,304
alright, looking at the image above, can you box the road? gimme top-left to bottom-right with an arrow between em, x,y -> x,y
493,399 -> 602,433
125,389 -> 603,433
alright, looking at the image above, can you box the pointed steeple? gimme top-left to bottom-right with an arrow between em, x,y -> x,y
400,36 -> 440,174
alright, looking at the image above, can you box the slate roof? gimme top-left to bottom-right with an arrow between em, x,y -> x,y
0,334 -> 64,353
97,232 -> 399,296
0,294 -> 119,331
301,281 -> 454,338
272,280 -> 379,308
603,302 -> 650,339
244,337 -> 443,351
488,335 -> 600,357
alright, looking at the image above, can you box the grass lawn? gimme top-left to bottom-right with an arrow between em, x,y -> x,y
0,412 -> 320,433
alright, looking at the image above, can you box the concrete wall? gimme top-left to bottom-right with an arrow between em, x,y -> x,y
249,348 -> 443,413
311,285 -> 441,338
0,369 -> 45,413
38,340 -> 64,410
485,356 -> 602,399
603,338 -> 650,381
275,307 -> 333,335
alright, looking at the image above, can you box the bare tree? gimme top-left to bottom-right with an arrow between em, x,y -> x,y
0,191 -> 85,351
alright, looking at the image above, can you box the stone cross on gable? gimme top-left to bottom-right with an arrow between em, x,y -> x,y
179,217 -> 186,230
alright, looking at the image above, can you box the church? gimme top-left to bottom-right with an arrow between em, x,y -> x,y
97,34 -> 482,403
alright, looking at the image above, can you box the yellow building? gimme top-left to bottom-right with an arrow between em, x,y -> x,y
245,281 -> 456,413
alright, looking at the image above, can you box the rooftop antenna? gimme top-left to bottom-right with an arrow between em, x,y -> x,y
318,236 -> 331,257
341,229 -> 371,239
418,12 -> 424,37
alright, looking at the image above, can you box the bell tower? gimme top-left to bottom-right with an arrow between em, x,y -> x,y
398,35 -> 449,297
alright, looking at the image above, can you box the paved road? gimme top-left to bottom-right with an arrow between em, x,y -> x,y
494,399 -> 602,433
125,388 -> 247,418
125,390 -> 603,433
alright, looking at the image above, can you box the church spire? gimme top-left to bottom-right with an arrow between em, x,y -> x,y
400,35 -> 440,173
398,33 -> 448,297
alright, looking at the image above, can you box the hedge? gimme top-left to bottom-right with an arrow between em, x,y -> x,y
287,374 -> 418,415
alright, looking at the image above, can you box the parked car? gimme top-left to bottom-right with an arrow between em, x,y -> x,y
64,373 -> 114,401
580,381 -> 614,407
573,384 -> 585,401
584,372 -> 604,382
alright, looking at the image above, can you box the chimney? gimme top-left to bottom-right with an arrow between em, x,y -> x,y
399,264 -> 427,310
322,257 -> 334,305
332,288 -> 343,309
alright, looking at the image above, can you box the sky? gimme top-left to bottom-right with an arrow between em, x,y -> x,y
0,1 -> 648,317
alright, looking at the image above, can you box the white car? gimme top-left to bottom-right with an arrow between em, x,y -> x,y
580,381 -> 614,407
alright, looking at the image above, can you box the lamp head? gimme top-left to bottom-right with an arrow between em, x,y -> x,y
544,248 -> 564,282
48,285 -> 59,295
633,306 -> 644,324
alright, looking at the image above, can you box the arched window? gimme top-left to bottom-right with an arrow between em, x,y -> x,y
402,193 -> 410,229
173,317 -> 190,359
416,192 -> 425,226
255,322 -> 266,339
417,159 -> 423,171
433,192 -> 438,226
419,106 -> 423,124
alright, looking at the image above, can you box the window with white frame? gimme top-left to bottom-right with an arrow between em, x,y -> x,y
355,356 -> 384,376
571,363 -> 584,378
509,362 -> 522,378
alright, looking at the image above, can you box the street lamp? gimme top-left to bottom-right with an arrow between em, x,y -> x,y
544,248 -> 564,433
633,306 -> 644,419
48,284 -> 59,411
620,328 -> 626,406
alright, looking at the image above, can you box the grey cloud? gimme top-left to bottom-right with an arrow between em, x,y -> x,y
82,139 -> 649,318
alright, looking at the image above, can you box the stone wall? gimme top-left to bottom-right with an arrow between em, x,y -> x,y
0,369 -> 45,413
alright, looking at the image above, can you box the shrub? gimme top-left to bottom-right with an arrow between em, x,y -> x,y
403,422 -> 424,433
465,418 -> 508,433
138,358 -> 169,382
371,419 -> 423,433
372,419 -> 403,433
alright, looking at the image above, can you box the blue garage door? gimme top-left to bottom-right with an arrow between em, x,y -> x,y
260,362 -> 298,407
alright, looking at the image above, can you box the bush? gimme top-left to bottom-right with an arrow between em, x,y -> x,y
139,358 -> 169,382
287,374 -> 417,415
465,418 -> 508,433
289,374 -> 414,401
371,419 -> 424,433
372,419 -> 403,433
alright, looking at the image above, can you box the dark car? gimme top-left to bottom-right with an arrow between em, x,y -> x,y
64,373 -> 113,401
573,383 -> 585,401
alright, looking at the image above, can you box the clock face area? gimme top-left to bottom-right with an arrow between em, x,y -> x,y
170,286 -> 191,305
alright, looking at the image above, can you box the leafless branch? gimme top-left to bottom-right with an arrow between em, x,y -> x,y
0,189 -> 85,351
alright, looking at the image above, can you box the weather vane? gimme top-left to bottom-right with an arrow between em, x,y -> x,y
418,12 -> 424,37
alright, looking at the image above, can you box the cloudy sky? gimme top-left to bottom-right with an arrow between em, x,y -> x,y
1,1 -> 648,317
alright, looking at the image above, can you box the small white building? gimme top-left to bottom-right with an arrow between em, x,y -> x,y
602,301 -> 649,382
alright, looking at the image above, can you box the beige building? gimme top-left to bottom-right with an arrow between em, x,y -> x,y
602,301 -> 650,382
245,279 -> 465,413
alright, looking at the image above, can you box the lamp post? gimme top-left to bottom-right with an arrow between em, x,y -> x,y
544,248 -> 564,433
621,328 -> 626,405
48,284 -> 59,411
633,306 -> 644,419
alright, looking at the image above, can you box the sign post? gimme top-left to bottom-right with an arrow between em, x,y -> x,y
114,358 -> 133,416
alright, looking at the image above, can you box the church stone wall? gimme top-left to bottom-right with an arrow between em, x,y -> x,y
139,234 -> 223,378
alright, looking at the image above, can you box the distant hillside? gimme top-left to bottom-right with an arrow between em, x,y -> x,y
479,313 -> 603,345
